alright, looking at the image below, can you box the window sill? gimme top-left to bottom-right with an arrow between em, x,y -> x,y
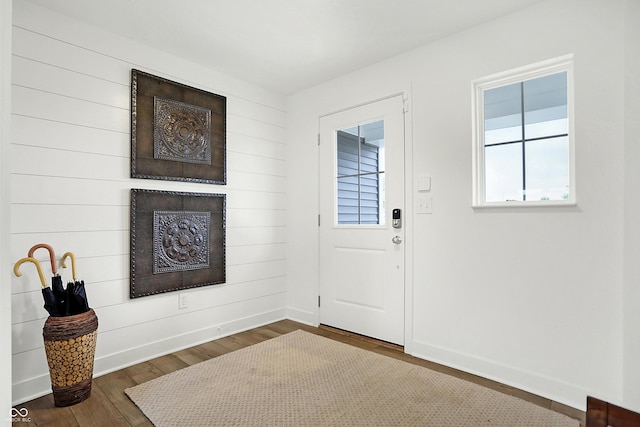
472,200 -> 577,210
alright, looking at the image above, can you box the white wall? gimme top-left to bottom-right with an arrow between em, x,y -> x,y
8,0 -> 638,414
623,0 -> 640,413
287,0 -> 631,411
2,0 -> 13,424
10,2 -> 287,404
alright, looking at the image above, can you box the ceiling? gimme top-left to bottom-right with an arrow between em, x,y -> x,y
23,0 -> 542,95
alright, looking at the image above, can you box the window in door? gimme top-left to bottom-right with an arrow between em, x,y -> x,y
472,55 -> 575,207
336,120 -> 385,224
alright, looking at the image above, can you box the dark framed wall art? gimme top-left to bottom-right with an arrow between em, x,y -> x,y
131,69 -> 226,184
130,189 -> 226,298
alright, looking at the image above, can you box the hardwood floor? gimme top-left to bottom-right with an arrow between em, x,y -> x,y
16,320 -> 585,426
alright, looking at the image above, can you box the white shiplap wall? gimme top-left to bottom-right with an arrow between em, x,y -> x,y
2,0 -> 13,418
10,2 -> 287,404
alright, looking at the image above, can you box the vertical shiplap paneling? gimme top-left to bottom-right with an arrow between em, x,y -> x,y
10,2 -> 287,404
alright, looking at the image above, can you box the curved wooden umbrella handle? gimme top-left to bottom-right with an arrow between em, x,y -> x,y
28,243 -> 57,274
14,257 -> 47,287
61,252 -> 77,281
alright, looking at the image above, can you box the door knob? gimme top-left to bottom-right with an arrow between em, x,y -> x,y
392,235 -> 402,244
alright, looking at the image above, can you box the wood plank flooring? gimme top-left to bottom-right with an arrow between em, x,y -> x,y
16,320 -> 585,426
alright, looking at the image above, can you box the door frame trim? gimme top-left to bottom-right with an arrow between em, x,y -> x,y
316,90 -> 414,354
319,92 -> 407,119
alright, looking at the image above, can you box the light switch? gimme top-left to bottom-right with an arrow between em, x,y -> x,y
417,175 -> 431,192
416,197 -> 432,214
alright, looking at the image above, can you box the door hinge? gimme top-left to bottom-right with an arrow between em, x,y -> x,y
318,295 -> 321,307
403,98 -> 409,113
318,214 -> 320,226
317,133 -> 320,146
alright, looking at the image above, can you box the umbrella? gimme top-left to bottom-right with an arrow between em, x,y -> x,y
28,244 -> 66,317
61,252 -> 90,315
13,257 -> 58,316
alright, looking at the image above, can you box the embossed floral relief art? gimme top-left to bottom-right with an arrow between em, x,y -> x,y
130,189 -> 226,298
131,69 -> 226,184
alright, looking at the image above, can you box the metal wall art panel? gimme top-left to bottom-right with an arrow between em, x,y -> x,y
131,69 -> 226,184
130,189 -> 226,298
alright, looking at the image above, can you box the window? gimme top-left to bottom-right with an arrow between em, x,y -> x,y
336,120 -> 385,224
472,56 -> 575,207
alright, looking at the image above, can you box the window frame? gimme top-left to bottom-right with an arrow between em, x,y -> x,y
472,55 -> 576,208
336,129 -> 384,225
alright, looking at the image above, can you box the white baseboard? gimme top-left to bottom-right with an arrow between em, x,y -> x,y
286,307 -> 317,326
15,312 -> 589,413
12,309 -> 287,405
410,338 -> 589,411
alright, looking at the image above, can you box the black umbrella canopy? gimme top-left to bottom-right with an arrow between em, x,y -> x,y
13,256 -> 59,316
62,252 -> 90,315
28,244 -> 66,316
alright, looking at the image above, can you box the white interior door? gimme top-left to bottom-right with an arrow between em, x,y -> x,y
319,95 -> 405,345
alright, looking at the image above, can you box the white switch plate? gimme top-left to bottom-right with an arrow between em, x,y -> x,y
416,197 -> 432,214
417,175 -> 431,192
178,293 -> 189,309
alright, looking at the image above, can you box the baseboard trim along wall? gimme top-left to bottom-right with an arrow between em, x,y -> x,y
286,307 -> 316,327
12,309 -> 287,405
411,339 -> 595,411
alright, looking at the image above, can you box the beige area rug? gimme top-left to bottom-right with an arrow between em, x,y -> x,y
125,330 -> 578,426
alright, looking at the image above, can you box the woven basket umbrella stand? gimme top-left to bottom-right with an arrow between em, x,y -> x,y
42,308 -> 99,406
14,249 -> 99,407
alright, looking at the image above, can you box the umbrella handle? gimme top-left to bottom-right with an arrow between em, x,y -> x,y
14,257 -> 47,288
28,243 -> 58,274
61,252 -> 77,281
